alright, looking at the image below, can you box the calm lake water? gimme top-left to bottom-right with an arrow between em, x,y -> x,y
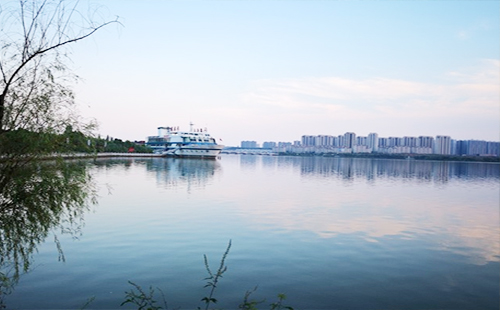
5,155 -> 500,309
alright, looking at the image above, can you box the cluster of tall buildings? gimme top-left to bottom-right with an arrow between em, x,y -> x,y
241,132 -> 500,156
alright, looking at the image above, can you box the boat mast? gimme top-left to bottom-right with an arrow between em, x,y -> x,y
190,121 -> 194,132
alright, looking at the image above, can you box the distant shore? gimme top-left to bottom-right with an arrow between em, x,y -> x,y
5,152 -> 496,163
0,152 -> 162,163
90,151 -> 500,163
57,152 -> 164,159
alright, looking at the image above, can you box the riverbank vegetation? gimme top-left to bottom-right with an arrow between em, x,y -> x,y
0,127 -> 152,159
61,126 -> 152,154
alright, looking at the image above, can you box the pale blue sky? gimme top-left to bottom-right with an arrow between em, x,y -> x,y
71,0 -> 499,146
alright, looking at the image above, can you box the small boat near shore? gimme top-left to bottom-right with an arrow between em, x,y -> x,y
146,123 -> 224,158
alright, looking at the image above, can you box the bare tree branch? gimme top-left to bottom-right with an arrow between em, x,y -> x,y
0,0 -> 119,135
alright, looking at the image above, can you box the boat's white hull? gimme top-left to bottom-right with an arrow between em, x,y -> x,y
162,144 -> 224,158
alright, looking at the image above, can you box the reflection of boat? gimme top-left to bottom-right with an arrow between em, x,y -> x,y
146,123 -> 224,158
147,157 -> 220,190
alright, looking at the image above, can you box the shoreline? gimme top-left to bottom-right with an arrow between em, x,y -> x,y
3,152 -> 498,163
67,152 -> 500,163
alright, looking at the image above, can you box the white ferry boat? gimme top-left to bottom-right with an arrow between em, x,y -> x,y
146,123 -> 224,158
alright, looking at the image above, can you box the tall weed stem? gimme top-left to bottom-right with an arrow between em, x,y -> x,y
201,240 -> 232,310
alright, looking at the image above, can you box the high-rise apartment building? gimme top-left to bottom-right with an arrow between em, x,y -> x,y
301,136 -> 316,146
357,136 -> 367,146
301,135 -> 316,146
403,136 -> 418,147
343,132 -> 356,148
262,142 -> 276,149
337,135 -> 344,148
487,142 -> 500,156
434,136 -> 451,155
241,141 -> 258,148
452,140 -> 499,156
418,136 -> 434,148
278,142 -> 292,147
388,137 -> 402,147
319,135 -> 335,146
367,133 -> 379,151
378,137 -> 388,148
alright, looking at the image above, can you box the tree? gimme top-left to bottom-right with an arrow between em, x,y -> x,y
0,0 -> 118,156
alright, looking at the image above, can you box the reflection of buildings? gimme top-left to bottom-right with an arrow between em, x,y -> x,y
146,158 -> 220,190
218,154 -> 500,269
298,157 -> 500,183
232,155 -> 499,265
239,155 -> 500,183
240,154 -> 258,168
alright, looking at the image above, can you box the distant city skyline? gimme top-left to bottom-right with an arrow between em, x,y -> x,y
238,131 -> 500,156
239,131 -> 500,148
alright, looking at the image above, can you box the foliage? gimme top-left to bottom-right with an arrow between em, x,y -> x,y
238,290 -> 294,310
60,126 -> 153,154
61,126 -> 93,153
121,281 -> 167,310
200,240 -> 232,310
0,0 -> 118,160
0,128 -> 65,158
238,287 -> 264,310
270,294 -> 294,310
0,126 -> 153,158
95,138 -> 153,154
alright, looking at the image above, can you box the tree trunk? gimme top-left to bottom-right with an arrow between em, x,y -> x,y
0,93 -> 5,133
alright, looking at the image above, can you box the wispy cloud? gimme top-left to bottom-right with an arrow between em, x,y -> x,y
243,59 -> 500,122
456,18 -> 495,40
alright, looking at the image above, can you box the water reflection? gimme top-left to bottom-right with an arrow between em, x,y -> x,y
145,158 -> 221,190
0,160 -> 95,307
237,155 -> 500,182
2,156 -> 497,309
240,155 -> 258,169
229,156 -> 500,265
297,157 -> 500,182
